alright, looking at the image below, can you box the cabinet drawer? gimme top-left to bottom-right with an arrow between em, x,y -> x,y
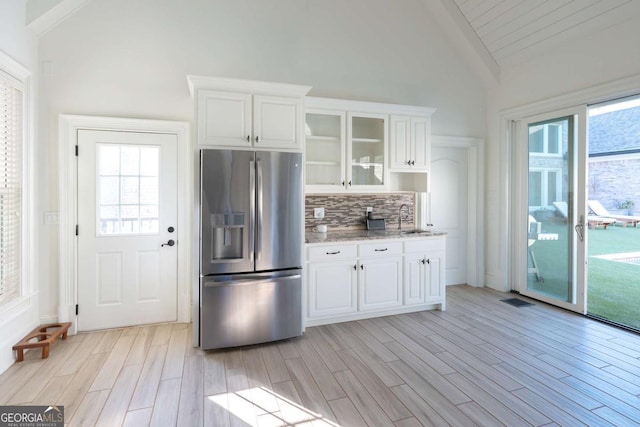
358,241 -> 403,257
404,238 -> 445,254
307,244 -> 357,261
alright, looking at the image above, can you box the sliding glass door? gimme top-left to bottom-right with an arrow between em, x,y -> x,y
587,97 -> 640,330
518,107 -> 587,313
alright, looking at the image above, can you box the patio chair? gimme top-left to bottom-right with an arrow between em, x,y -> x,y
552,201 -> 616,229
528,215 -> 558,283
588,200 -> 640,228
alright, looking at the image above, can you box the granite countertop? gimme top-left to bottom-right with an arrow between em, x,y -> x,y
305,228 -> 447,244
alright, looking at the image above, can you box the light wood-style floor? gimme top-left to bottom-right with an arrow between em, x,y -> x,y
2,285 -> 640,426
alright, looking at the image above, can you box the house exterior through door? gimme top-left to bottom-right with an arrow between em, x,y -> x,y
76,129 -> 178,331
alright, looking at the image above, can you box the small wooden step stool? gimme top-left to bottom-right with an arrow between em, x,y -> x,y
12,322 -> 72,362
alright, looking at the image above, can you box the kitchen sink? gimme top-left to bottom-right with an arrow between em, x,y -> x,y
400,229 -> 431,235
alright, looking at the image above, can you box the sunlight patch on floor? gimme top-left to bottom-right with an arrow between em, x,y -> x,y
208,386 -> 340,426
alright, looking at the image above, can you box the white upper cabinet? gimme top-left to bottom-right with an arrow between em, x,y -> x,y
390,113 -> 433,172
198,90 -> 252,147
348,112 -> 388,190
305,97 -> 435,191
188,76 -> 311,151
253,95 -> 301,149
305,109 -> 346,190
305,97 -> 391,192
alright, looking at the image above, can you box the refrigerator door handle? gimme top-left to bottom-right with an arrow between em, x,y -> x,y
203,274 -> 302,287
256,159 -> 263,262
249,160 -> 255,263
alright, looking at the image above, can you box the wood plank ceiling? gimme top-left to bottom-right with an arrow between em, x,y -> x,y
452,0 -> 640,66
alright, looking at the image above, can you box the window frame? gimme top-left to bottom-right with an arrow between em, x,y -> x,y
528,123 -> 563,156
528,167 -> 563,210
0,49 -> 35,317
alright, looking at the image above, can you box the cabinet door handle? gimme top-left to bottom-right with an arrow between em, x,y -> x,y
353,265 -> 357,270
426,258 -> 430,264
342,180 -> 345,186
411,160 -> 415,166
421,258 -> 425,264
374,248 -> 388,252
360,264 -> 364,270
255,136 -> 259,143
246,135 -> 250,142
326,251 -> 341,255
348,180 -> 352,186
406,160 -> 411,165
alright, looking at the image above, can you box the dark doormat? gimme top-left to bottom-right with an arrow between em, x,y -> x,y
501,298 -> 534,307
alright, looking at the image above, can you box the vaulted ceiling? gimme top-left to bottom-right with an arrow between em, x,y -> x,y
26,0 -> 640,84
450,0 -> 640,67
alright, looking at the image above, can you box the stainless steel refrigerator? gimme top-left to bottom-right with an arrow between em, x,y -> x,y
199,149 -> 303,350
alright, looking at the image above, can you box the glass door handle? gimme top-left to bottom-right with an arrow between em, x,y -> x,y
575,215 -> 584,242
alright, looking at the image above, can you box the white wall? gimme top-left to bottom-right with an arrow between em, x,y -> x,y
36,0 -> 487,320
1,2 -> 38,65
26,0 -> 64,24
0,1 -> 39,373
485,16 -> 640,291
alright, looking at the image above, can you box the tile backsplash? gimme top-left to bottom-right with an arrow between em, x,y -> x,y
306,193 -> 415,230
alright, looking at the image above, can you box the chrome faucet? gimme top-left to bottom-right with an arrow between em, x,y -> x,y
398,204 -> 409,230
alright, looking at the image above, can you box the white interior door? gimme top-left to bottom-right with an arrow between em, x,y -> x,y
77,130 -> 178,331
431,147 -> 468,285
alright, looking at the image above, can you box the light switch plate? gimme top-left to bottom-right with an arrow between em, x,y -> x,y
44,212 -> 59,225
314,207 -> 325,219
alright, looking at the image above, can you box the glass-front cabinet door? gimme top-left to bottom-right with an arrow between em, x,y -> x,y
305,110 -> 346,190
348,112 -> 387,189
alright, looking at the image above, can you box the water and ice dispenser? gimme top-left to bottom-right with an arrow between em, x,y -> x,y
210,213 -> 245,261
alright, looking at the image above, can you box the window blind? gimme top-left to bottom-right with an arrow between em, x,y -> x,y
0,72 -> 22,304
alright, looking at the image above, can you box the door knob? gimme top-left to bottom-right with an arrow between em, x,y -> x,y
161,240 -> 175,247
168,226 -> 175,233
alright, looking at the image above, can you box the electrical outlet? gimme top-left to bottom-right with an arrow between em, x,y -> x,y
314,207 -> 325,219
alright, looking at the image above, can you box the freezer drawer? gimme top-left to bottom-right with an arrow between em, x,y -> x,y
200,270 -> 302,350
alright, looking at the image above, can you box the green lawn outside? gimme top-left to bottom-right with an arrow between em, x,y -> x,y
528,220 -> 640,330
586,224 -> 640,329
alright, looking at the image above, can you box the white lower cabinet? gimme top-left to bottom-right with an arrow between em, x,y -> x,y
359,255 -> 403,311
424,252 -> 444,305
404,251 -> 445,307
404,253 -> 426,305
306,236 -> 445,326
404,238 -> 446,309
308,259 -> 357,318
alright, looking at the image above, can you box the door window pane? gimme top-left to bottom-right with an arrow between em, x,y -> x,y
97,144 -> 160,234
120,146 -> 140,175
120,177 -> 140,204
99,176 -> 119,205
